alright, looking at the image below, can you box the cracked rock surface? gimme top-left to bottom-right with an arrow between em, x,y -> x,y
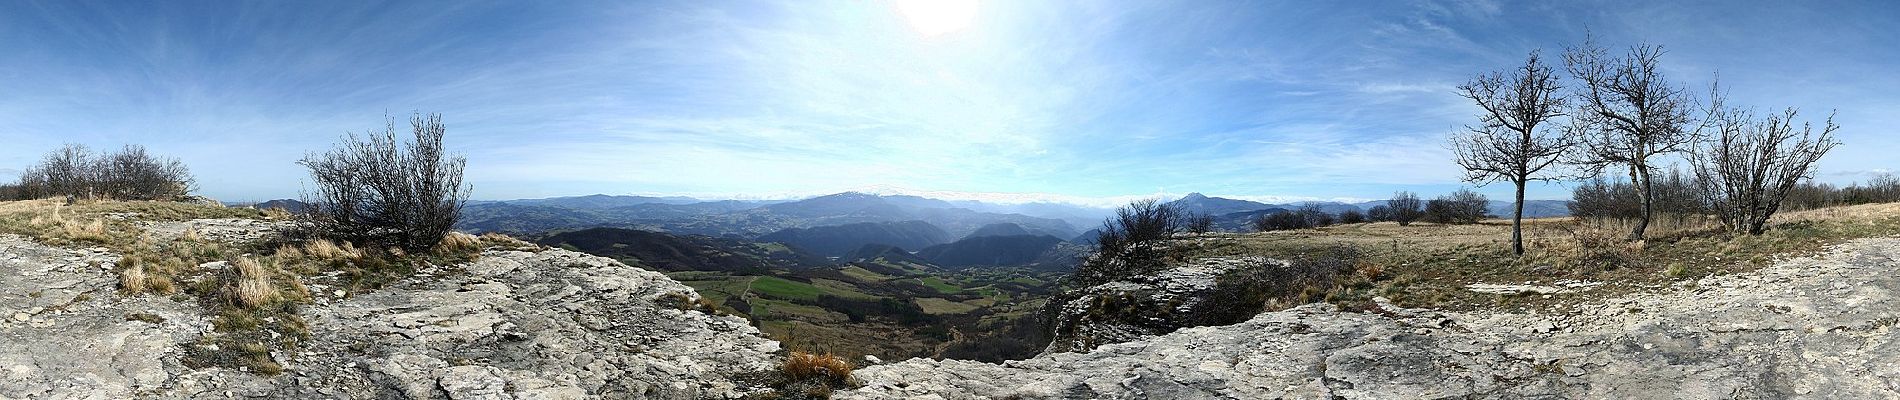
0,234 -> 211,399
841,237 -> 1900,399
0,225 -> 779,399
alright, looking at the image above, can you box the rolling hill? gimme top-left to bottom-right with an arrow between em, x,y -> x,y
917,234 -> 1069,269
535,227 -> 833,272
757,220 -> 952,258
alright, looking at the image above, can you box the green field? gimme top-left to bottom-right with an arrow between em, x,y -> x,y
751,276 -> 825,301
918,276 -> 962,294
915,297 -> 981,314
840,265 -> 893,282
751,298 -> 847,322
811,278 -> 880,300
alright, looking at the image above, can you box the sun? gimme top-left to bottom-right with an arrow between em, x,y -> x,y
892,0 -> 980,38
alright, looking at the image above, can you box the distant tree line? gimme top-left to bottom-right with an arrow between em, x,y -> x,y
1781,174 -> 1900,210
1,144 -> 196,201
1249,189 -> 1490,232
1574,170 -> 1900,227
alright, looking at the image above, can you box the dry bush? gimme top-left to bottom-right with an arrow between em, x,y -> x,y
297,113 -> 468,253
1075,199 -> 1184,286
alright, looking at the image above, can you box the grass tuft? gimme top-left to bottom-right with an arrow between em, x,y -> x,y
224,257 -> 279,309
779,351 -> 855,393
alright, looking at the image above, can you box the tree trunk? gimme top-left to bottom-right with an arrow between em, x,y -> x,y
1511,178 -> 1526,256
1629,162 -> 1652,241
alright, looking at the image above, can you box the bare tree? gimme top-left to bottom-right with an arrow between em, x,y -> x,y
299,113 -> 470,252
1388,191 -> 1424,226
1452,50 -> 1571,256
1690,105 -> 1840,235
1563,37 -> 1702,241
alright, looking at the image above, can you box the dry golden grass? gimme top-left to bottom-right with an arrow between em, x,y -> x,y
1180,202 -> 1900,312
781,351 -> 854,386
118,265 -> 149,295
302,239 -> 362,261
477,232 -> 539,250
225,257 -> 279,309
435,231 -> 481,255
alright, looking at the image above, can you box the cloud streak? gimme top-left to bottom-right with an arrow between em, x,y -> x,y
0,0 -> 1894,204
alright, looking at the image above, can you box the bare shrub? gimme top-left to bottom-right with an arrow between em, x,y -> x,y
1366,205 -> 1394,222
1252,210 -> 1308,232
1186,213 -> 1216,234
1074,199 -> 1183,286
1338,209 -> 1367,224
1691,105 -> 1840,235
298,113 -> 470,252
1388,191 -> 1425,226
1425,189 -> 1488,225
5,144 -> 194,201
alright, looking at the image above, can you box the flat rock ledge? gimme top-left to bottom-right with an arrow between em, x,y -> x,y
0,229 -> 780,399
841,237 -> 1900,400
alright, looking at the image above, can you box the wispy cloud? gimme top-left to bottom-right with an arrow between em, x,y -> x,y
0,0 -> 1894,203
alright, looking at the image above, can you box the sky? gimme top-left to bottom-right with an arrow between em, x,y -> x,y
0,0 -> 1895,207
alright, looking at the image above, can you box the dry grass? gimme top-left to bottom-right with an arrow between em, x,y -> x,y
224,257 -> 279,309
1179,202 -> 1900,313
477,232 -> 540,251
118,265 -> 149,295
780,351 -> 855,395
302,239 -> 362,261
435,231 -> 481,255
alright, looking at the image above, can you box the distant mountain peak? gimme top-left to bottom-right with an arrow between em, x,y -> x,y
1181,192 -> 1209,201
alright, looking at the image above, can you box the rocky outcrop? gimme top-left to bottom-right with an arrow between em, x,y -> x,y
215,248 -> 784,399
0,235 -> 212,399
843,237 -> 1900,399
0,225 -> 780,399
1042,256 -> 1272,353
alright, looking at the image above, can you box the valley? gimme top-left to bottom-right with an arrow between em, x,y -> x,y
456,190 -> 1579,363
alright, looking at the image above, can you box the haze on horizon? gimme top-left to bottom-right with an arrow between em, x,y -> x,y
1,0 -> 1894,206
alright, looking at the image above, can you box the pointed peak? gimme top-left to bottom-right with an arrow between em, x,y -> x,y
1181,192 -> 1209,201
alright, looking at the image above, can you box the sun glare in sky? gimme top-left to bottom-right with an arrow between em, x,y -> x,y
892,0 -> 979,38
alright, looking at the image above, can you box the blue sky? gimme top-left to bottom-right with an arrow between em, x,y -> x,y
1,1 -> 1894,206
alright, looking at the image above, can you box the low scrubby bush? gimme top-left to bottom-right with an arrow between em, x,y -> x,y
1072,199 -> 1183,286
297,113 -> 469,253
